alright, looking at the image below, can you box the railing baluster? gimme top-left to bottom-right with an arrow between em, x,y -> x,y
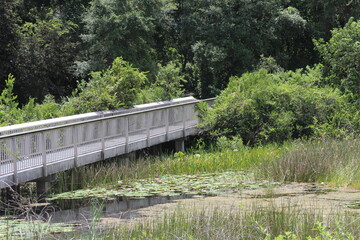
40,132 -> 47,177
165,109 -> 169,141
10,138 -> 18,185
182,106 -> 186,138
146,112 -> 151,147
101,118 -> 106,159
125,117 -> 129,153
73,126 -> 78,167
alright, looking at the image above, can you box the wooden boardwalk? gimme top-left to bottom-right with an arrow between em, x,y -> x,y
0,97 -> 212,189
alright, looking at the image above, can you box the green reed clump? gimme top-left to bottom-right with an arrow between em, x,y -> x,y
154,144 -> 282,175
259,139 -> 360,187
101,205 -> 360,240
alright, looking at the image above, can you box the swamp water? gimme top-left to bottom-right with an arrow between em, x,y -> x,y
2,171 -> 360,239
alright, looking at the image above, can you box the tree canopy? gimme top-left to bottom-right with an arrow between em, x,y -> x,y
0,0 -> 359,130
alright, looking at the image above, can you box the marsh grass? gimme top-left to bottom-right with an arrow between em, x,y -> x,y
55,144 -> 283,191
56,138 -> 360,192
259,139 -> 360,187
91,204 -> 360,240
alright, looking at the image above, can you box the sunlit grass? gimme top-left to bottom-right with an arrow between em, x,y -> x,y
75,204 -> 360,240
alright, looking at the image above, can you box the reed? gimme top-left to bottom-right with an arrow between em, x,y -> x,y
259,139 -> 360,188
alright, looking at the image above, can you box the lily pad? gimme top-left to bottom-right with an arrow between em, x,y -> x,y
48,171 -> 265,201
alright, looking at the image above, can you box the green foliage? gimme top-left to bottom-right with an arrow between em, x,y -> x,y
154,62 -> 186,100
314,18 -> 360,102
216,136 -> 244,152
0,74 -> 22,126
0,1 -> 18,85
21,95 -> 62,122
289,0 -> 360,39
255,56 -> 284,74
136,62 -> 185,104
306,221 -> 355,240
199,67 -> 358,145
78,0 -> 167,75
62,57 -> 146,114
273,7 -> 314,69
14,15 -> 78,102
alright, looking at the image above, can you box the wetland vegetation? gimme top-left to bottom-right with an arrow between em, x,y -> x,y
1,0 -> 360,239
3,138 -> 358,239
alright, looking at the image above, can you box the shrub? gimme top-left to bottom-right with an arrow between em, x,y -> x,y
21,95 -> 62,122
198,67 -> 358,145
62,57 -> 146,114
136,62 -> 185,104
0,74 -> 22,126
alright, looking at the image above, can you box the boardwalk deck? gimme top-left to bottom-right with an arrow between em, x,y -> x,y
0,97 -> 212,189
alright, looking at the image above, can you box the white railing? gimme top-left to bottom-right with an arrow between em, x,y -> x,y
0,97 -> 214,187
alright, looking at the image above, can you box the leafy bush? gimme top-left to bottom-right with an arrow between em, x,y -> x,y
62,57 -> 146,115
199,67 -> 359,145
136,62 -> 185,104
216,136 -> 244,152
21,95 -> 62,122
0,74 -> 22,126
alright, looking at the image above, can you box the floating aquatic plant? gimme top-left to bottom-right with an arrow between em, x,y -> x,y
48,171 -> 278,200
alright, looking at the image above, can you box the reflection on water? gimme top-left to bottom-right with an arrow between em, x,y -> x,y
49,194 -> 194,223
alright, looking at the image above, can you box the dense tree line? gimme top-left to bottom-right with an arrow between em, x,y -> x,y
0,0 -> 359,133
1,0 -> 359,101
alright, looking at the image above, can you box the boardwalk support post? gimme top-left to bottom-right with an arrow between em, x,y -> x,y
175,138 -> 185,152
35,174 -> 55,196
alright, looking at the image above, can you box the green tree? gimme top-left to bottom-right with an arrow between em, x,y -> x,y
172,0 -> 315,97
78,0 -> 169,76
0,1 -> 18,89
0,74 -> 22,126
14,15 -> 78,103
314,18 -> 360,104
62,57 -> 146,115
288,0 -> 360,39
136,62 -> 185,104
272,7 -> 314,69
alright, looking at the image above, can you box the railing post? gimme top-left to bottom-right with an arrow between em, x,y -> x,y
165,109 -> 169,142
10,138 -> 18,185
146,112 -> 151,147
73,126 -> 78,167
40,132 -> 47,177
125,117 -> 129,154
101,119 -> 106,160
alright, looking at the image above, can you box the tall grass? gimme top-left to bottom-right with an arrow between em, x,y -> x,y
86,204 -> 360,240
55,144 -> 283,190
56,138 -> 360,191
259,139 -> 360,187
